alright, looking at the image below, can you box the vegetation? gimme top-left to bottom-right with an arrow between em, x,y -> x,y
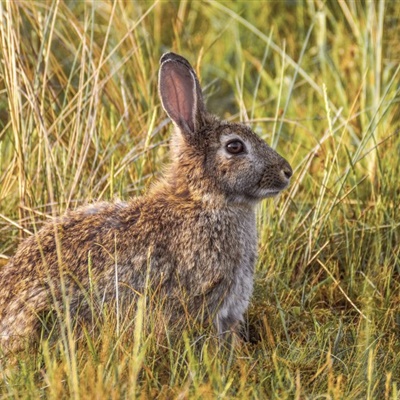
0,0 -> 399,398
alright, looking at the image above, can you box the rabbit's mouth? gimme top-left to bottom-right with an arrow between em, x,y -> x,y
256,176 -> 291,197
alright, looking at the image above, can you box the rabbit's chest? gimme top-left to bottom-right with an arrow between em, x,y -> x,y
214,213 -> 257,329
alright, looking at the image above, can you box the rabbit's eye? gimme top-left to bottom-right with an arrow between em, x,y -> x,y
226,140 -> 245,154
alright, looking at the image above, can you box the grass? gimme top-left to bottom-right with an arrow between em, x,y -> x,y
0,0 -> 399,398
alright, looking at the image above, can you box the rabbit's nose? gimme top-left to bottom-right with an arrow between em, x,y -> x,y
280,162 -> 293,182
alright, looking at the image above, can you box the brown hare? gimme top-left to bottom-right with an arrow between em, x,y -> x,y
0,52 -> 292,354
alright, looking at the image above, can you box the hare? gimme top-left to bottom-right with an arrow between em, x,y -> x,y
0,52 -> 292,354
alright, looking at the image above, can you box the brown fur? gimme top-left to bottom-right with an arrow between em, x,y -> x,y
0,53 -> 292,353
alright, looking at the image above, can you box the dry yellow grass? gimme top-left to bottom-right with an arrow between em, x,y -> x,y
0,1 -> 399,398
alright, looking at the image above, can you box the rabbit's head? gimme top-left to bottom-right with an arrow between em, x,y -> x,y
159,52 -> 292,205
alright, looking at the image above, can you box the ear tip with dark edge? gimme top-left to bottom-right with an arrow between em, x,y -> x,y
160,52 -> 192,69
160,52 -> 176,64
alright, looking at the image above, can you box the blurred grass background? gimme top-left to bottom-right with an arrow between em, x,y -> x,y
0,0 -> 399,398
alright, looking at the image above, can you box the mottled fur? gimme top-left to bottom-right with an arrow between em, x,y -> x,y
0,53 -> 292,353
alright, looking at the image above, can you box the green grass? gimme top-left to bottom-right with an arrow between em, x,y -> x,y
0,0 -> 399,398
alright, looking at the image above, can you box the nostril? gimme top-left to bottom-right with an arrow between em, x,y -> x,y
282,166 -> 293,180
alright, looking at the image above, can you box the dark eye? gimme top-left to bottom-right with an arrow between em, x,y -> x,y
226,140 -> 245,154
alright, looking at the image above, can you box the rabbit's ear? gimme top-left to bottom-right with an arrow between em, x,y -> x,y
159,52 -> 206,135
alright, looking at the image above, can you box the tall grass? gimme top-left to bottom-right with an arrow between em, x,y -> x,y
0,0 -> 399,398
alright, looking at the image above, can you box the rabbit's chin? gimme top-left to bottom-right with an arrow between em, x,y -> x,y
254,188 -> 284,199
227,189 -> 283,204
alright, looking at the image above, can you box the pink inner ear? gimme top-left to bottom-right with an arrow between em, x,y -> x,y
160,61 -> 196,133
